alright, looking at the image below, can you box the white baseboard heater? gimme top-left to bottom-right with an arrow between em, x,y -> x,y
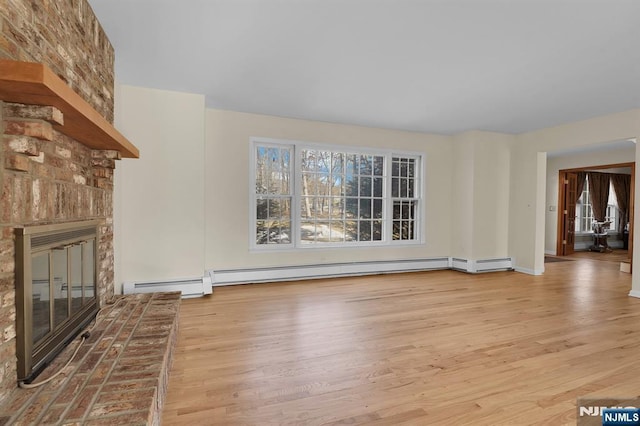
123,276 -> 212,299
209,258 -> 452,286
450,257 -> 514,273
122,257 -> 514,295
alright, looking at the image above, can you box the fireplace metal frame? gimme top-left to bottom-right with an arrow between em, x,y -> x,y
15,220 -> 101,382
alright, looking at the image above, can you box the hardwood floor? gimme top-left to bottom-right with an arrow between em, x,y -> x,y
568,248 -> 630,264
162,258 -> 640,425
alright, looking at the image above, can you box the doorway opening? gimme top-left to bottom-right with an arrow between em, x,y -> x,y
556,162 -> 634,267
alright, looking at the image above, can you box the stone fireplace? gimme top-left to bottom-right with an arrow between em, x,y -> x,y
0,0 -> 138,401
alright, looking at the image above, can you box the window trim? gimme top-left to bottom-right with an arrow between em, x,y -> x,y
250,137 -> 425,251
249,139 -> 294,250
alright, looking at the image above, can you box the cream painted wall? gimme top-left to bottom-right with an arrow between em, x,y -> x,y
113,85 -> 206,290
205,109 -> 453,270
450,134 -> 474,259
470,132 -> 512,260
110,80 -> 639,294
510,109 -> 640,276
633,143 -> 640,298
534,152 -> 547,274
450,131 -> 512,260
545,144 -> 635,254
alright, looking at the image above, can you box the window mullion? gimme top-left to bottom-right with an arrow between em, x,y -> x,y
293,145 -> 301,247
384,154 -> 392,242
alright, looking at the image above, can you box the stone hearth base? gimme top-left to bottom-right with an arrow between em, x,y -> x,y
0,292 -> 180,425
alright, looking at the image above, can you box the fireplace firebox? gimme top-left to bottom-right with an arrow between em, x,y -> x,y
15,220 -> 100,383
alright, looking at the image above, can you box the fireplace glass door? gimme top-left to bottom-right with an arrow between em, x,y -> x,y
32,239 -> 96,349
31,252 -> 50,344
15,221 -> 100,382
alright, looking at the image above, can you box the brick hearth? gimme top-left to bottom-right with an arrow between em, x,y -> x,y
0,292 -> 180,425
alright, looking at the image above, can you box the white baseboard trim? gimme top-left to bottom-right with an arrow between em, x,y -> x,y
209,258 -> 451,286
513,266 -> 544,276
123,275 -> 213,299
628,290 -> 640,299
210,257 -> 514,286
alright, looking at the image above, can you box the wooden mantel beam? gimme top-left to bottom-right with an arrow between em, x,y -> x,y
0,60 -> 139,159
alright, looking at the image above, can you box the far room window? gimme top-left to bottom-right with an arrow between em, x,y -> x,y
251,139 -> 423,249
575,175 -> 618,233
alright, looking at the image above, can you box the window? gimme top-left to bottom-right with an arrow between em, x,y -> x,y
575,175 -> 618,233
300,150 -> 384,243
392,157 -> 418,240
255,144 -> 292,244
251,139 -> 423,248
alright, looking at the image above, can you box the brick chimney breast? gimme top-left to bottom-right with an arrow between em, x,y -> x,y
0,0 -> 118,401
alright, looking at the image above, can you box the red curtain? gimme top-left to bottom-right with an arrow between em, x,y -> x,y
611,173 -> 631,233
575,171 -> 586,203
587,172 -> 610,222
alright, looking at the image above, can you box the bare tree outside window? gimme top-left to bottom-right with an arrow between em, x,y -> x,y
392,157 -> 418,240
252,139 -> 422,248
255,145 -> 292,244
299,150 -> 385,244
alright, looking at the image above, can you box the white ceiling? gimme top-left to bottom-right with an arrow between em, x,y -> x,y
88,0 -> 640,135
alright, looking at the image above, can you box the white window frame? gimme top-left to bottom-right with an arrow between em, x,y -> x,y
250,137 -> 425,250
250,141 -> 294,247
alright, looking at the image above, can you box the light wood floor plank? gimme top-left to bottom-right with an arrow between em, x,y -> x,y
163,253 -> 640,425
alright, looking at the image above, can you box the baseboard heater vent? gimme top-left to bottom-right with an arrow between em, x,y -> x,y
475,258 -> 513,272
209,258 -> 451,286
450,258 -> 469,271
451,257 -> 513,273
123,276 -> 212,299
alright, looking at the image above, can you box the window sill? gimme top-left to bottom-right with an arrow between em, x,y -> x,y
250,240 -> 425,252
